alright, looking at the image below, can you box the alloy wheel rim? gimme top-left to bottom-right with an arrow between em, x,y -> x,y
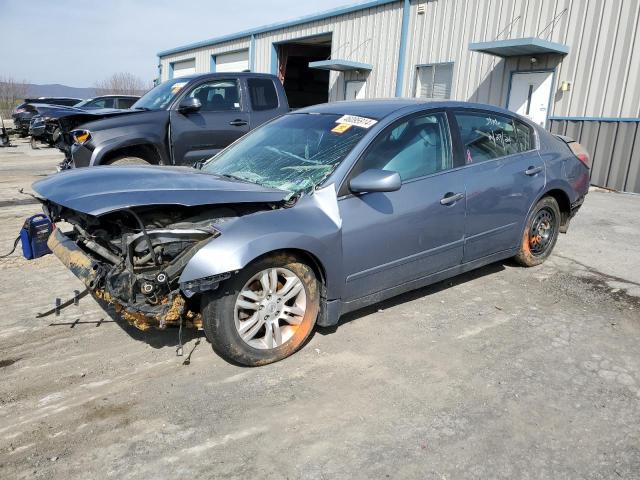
234,267 -> 307,350
529,208 -> 555,256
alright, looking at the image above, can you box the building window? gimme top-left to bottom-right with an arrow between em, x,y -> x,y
414,63 -> 453,100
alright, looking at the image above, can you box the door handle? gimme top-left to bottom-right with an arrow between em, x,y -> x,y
524,165 -> 543,176
440,192 -> 465,206
229,119 -> 248,127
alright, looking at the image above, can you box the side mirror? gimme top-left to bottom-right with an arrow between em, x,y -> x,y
178,97 -> 201,114
349,169 -> 401,194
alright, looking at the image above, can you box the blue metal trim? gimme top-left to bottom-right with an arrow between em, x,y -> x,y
249,34 -> 256,71
309,59 -> 373,71
157,0 -> 399,57
210,55 -> 216,73
469,37 -> 570,57
395,0 -> 410,97
168,62 -> 174,80
549,116 -> 640,122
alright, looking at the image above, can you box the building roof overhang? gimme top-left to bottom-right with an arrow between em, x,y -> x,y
469,37 -> 570,57
308,59 -> 373,72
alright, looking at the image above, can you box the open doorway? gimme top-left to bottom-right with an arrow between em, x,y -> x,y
277,34 -> 332,108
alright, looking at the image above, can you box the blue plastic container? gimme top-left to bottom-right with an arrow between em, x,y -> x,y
20,214 -> 53,260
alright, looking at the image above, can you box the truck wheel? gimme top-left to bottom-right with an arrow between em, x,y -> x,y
202,254 -> 320,366
514,196 -> 561,267
107,156 -> 149,165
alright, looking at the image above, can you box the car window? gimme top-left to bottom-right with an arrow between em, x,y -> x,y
247,78 -> 279,111
187,80 -> 240,112
85,98 -> 115,109
354,112 -> 453,182
514,120 -> 533,152
454,112 -> 522,164
203,113 -> 369,193
118,98 -> 137,109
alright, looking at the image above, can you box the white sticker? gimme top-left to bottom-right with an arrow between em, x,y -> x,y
335,114 -> 378,129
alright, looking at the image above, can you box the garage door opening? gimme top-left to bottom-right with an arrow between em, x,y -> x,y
277,34 -> 332,108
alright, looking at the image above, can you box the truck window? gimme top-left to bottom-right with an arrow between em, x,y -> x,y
187,80 -> 241,112
247,78 -> 279,111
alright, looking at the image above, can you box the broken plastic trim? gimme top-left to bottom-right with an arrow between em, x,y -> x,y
180,272 -> 232,298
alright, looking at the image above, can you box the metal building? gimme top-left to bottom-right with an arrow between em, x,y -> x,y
158,0 -> 640,193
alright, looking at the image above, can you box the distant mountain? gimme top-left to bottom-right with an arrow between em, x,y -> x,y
25,83 -> 97,99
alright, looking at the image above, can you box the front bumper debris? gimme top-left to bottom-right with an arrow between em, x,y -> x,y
47,228 -> 202,331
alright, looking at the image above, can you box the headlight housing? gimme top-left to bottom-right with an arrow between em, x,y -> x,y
72,129 -> 92,145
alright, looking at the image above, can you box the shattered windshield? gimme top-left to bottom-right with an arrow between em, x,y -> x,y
203,113 -> 373,193
131,78 -> 189,111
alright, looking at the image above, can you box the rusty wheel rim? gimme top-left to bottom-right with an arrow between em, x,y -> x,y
234,267 -> 306,350
529,207 -> 556,256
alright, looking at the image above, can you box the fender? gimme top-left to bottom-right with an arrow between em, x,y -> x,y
91,135 -> 168,166
179,187 -> 345,299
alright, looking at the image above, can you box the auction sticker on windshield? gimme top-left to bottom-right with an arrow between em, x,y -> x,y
335,115 -> 378,129
331,123 -> 352,134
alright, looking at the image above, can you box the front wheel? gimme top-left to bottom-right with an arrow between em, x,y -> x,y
514,196 -> 561,267
106,156 -> 149,165
202,254 -> 320,366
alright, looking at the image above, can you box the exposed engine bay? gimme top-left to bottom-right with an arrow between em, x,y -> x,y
44,202 -> 275,331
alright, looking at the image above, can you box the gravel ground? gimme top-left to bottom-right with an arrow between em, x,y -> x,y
1,139 -> 639,479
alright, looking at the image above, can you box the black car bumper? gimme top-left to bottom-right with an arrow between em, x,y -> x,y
70,143 -> 93,167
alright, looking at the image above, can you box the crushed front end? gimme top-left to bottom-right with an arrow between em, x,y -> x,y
44,204 -> 235,331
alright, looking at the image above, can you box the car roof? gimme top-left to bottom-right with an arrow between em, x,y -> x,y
296,99 -> 523,120
175,72 -> 278,82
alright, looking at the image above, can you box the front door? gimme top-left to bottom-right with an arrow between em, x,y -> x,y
339,111 -> 466,301
170,78 -> 250,165
507,71 -> 553,127
452,110 -> 545,262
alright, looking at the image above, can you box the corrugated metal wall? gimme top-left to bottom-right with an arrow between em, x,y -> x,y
159,38 -> 250,82
550,119 -> 640,193
403,0 -> 640,118
253,2 -> 404,101
157,0 -> 640,192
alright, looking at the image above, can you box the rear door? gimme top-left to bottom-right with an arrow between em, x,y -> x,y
339,110 -> 466,300
170,78 -> 250,165
451,110 -> 545,262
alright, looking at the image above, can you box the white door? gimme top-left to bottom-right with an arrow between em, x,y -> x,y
507,71 -> 554,127
345,81 -> 366,100
216,51 -> 249,73
172,59 -> 196,78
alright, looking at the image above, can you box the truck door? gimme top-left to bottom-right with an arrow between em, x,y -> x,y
170,78 -> 250,165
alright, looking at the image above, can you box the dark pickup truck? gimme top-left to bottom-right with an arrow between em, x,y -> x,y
67,73 -> 289,168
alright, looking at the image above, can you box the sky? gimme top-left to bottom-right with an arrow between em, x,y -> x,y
0,0 -> 355,87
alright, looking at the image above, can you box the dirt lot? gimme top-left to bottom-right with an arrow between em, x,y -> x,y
1,140 -> 639,479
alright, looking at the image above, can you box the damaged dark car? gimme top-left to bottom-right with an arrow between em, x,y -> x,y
33,100 -> 590,366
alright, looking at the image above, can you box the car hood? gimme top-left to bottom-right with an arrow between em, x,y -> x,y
33,103 -> 135,121
32,165 -> 289,216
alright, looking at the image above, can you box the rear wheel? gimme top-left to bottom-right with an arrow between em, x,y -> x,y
106,156 -> 149,165
514,196 -> 561,267
202,254 -> 319,366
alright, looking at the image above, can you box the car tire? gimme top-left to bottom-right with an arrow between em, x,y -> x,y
514,196 -> 561,267
202,254 -> 320,366
107,156 -> 149,165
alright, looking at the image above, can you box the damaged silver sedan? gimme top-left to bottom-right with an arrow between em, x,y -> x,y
33,100 -> 589,366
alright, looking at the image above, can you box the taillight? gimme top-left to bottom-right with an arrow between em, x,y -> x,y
568,141 -> 590,169
576,152 -> 589,167
14,107 -> 26,114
